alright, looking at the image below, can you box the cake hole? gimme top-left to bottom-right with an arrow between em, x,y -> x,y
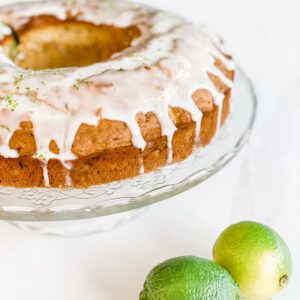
0,15 -> 141,70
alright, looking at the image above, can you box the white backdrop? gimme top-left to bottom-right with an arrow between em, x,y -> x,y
0,0 -> 300,299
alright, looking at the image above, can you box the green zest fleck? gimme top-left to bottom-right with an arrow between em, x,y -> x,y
8,40 -> 19,61
13,73 -> 25,90
0,125 -> 10,132
73,79 -> 92,90
83,79 -> 92,86
2,93 -> 18,112
130,54 -> 152,65
34,152 -> 47,162
73,79 -> 81,90
54,71 -> 64,76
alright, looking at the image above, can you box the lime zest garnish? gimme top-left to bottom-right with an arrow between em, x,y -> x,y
2,93 -> 18,112
0,125 -> 10,132
8,40 -> 19,61
13,73 -> 25,90
33,151 -> 48,162
73,79 -> 81,90
73,79 -> 92,90
83,79 -> 92,86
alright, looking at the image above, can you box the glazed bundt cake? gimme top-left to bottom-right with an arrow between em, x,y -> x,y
0,0 -> 234,188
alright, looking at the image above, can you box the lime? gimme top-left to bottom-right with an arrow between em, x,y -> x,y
140,256 -> 240,300
213,221 -> 292,300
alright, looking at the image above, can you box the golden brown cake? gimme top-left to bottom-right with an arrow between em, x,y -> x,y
0,0 -> 235,188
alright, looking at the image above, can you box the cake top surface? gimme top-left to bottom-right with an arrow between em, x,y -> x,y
0,0 -> 234,163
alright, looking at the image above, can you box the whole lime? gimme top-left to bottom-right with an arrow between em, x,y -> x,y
213,221 -> 292,300
140,256 -> 240,300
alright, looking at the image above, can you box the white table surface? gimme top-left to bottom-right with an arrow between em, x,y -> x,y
0,0 -> 300,299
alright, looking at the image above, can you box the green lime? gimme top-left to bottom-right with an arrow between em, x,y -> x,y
213,221 -> 292,300
140,256 -> 240,300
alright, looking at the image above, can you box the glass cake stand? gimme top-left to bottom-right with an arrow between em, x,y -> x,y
2,67 -> 256,237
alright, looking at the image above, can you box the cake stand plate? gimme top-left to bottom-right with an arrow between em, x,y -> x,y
2,67 -> 256,236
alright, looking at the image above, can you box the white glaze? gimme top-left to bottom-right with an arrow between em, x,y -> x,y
43,163 -> 50,187
0,0 -> 234,185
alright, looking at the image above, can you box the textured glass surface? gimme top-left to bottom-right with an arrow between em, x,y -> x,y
0,67 -> 256,221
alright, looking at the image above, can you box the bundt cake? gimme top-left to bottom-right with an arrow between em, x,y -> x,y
0,0 -> 235,188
